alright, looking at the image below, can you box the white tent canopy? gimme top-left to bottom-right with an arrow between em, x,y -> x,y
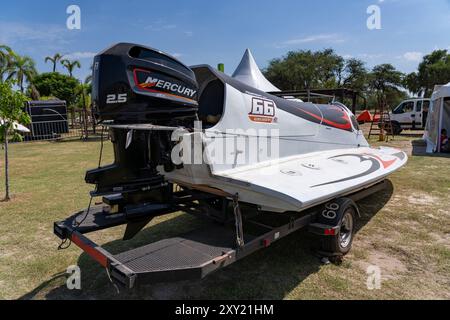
431,82 -> 450,100
0,118 -> 30,133
424,82 -> 450,153
232,49 -> 281,92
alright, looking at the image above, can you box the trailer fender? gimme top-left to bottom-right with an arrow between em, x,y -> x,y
309,197 -> 359,258
314,197 -> 359,227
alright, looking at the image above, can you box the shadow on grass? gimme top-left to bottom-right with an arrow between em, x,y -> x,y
51,137 -> 107,144
21,182 -> 394,300
20,272 -> 67,300
399,133 -> 424,138
411,139 -> 450,158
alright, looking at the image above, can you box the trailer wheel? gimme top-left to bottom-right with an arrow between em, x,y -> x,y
317,198 -> 358,257
391,122 -> 402,135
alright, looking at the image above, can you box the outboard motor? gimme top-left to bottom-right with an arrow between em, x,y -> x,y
86,43 -> 199,201
92,43 -> 198,123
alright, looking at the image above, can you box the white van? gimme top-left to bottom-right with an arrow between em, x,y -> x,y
390,98 -> 431,134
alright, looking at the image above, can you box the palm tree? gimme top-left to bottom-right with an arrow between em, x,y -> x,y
61,59 -> 81,77
7,54 -> 37,93
75,82 -> 91,139
0,45 -> 14,82
45,53 -> 63,72
85,64 -> 94,84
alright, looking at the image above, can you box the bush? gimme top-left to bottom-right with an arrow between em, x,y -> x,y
33,72 -> 79,106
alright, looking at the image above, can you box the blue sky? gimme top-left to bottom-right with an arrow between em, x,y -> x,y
1,0 -> 450,82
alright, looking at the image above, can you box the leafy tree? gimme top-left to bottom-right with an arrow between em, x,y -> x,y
45,53 -> 63,73
74,82 -> 92,138
265,49 -> 366,91
25,84 -> 41,100
61,59 -> 81,77
405,50 -> 450,97
341,58 -> 368,92
403,72 -> 421,96
0,81 -> 30,201
265,50 -> 316,90
368,64 -> 404,109
75,83 -> 91,108
32,72 -> 79,106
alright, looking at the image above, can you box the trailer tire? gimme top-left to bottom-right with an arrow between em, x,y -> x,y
317,198 -> 358,256
391,122 -> 402,135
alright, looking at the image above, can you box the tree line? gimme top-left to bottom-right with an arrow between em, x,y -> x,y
0,45 -> 91,110
0,46 -> 92,201
2,44 -> 450,113
264,48 -> 450,109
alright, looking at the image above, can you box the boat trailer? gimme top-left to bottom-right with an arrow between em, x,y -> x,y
54,181 -> 388,289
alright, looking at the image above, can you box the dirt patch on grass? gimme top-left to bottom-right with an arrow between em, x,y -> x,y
407,194 -> 440,206
430,233 -> 450,249
357,251 -> 408,280
437,209 -> 450,218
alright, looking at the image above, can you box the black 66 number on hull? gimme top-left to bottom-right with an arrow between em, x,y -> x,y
322,202 -> 340,220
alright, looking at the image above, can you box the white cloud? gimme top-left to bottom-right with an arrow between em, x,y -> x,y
144,24 -> 177,31
277,34 -> 346,48
0,22 -> 70,47
402,51 -> 423,62
62,52 -> 97,60
357,53 -> 385,60
184,31 -> 193,37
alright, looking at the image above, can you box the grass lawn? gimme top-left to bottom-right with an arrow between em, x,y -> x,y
0,136 -> 449,300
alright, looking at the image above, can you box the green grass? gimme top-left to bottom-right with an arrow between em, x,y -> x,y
0,137 -> 449,300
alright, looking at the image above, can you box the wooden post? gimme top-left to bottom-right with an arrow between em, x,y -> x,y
379,97 -> 385,142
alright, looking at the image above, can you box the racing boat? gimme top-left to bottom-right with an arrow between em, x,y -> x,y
88,43 -> 407,213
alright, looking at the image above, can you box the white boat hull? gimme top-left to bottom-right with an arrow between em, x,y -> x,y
163,146 -> 407,212
158,65 -> 408,213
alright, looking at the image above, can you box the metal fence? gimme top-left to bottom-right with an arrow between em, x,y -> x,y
21,107 -> 108,142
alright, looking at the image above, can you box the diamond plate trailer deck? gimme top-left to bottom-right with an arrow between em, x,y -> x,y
54,181 -> 388,289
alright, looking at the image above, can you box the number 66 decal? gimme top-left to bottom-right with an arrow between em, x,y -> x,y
322,202 -> 340,220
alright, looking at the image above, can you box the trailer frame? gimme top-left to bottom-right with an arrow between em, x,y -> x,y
54,180 -> 388,289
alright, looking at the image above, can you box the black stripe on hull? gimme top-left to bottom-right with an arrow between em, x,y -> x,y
192,65 -> 354,132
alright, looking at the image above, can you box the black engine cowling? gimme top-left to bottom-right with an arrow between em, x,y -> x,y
92,43 -> 199,124
87,43 -> 200,199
